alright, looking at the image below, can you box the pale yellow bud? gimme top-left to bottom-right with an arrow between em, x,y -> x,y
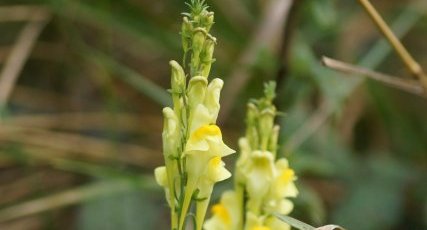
246,103 -> 259,149
169,60 -> 186,114
154,166 -> 172,206
154,166 -> 168,187
205,12 -> 214,32
191,28 -> 207,71
162,107 -> 180,158
169,60 -> 186,93
269,125 -> 280,157
181,17 -> 193,53
258,108 -> 275,151
187,76 -> 208,109
204,78 -> 223,122
200,36 -> 216,77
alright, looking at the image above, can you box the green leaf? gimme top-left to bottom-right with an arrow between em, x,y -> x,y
274,213 -> 316,230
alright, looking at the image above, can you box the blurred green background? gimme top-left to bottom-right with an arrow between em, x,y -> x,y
0,0 -> 426,229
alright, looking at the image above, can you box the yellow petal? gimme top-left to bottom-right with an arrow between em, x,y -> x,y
188,76 -> 208,109
204,191 -> 240,230
212,204 -> 231,225
207,156 -> 231,182
204,78 -> 223,122
252,226 -> 270,230
154,166 -> 168,187
188,104 -> 213,133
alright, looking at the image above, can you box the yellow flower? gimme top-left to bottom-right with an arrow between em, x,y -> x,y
184,124 -> 234,178
268,159 -> 298,201
195,156 -> 232,230
180,124 -> 235,229
204,191 -> 240,230
243,151 -> 275,214
187,78 -> 224,133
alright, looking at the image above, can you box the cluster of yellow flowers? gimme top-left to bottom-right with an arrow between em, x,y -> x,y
204,82 -> 298,230
155,1 -> 297,229
154,1 -> 235,230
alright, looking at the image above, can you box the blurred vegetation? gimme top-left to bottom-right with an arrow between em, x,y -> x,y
0,0 -> 426,229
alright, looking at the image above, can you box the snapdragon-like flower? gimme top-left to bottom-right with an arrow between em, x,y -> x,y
204,191 -> 240,230
154,1 -> 234,230
206,82 -> 298,230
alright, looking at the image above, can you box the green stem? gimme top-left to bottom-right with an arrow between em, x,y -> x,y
178,177 -> 197,230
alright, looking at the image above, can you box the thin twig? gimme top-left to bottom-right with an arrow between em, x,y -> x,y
0,9 -> 51,108
321,56 -> 425,97
220,0 -> 294,123
283,3 -> 423,154
357,0 -> 427,89
0,42 -> 65,63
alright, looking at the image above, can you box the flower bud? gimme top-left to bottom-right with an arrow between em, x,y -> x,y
154,166 -> 172,206
191,28 -> 207,71
269,125 -> 280,157
169,60 -> 186,93
200,36 -> 216,77
181,17 -> 193,53
204,78 -> 223,122
169,60 -> 186,113
154,166 -> 168,187
258,108 -> 275,151
246,103 -> 259,149
188,76 -> 208,110
162,107 -> 180,158
205,12 -> 214,32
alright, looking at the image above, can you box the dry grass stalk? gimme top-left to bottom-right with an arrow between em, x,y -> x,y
0,178 -> 144,222
0,125 -> 161,167
322,56 -> 426,97
357,0 -> 427,90
0,5 -> 49,22
0,8 -> 51,108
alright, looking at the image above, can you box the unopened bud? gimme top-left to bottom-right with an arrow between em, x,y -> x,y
169,60 -> 186,113
188,76 -> 208,109
258,108 -> 276,150
200,36 -> 216,77
205,12 -> 214,32
246,103 -> 259,149
269,125 -> 280,157
204,78 -> 223,122
170,60 -> 186,93
162,107 -> 180,157
181,17 -> 193,53
191,28 -> 207,70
